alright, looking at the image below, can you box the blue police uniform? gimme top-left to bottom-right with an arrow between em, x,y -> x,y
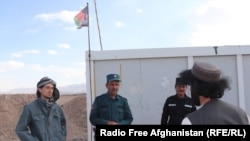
89,93 -> 133,125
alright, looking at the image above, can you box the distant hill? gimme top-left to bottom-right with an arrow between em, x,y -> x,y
0,83 -> 86,95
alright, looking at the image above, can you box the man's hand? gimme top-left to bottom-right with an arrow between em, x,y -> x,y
107,121 -> 118,125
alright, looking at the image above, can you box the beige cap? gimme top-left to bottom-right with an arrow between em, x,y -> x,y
191,61 -> 221,82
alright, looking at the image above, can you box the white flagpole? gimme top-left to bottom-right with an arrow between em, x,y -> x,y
93,0 -> 103,51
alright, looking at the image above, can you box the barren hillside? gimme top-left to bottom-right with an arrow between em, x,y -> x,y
0,94 -> 87,141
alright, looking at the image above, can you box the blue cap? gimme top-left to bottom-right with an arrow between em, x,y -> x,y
107,74 -> 121,82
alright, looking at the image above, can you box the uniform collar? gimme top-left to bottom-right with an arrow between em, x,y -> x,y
104,93 -> 121,101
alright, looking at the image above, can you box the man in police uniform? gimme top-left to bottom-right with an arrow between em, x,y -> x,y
89,73 -> 133,125
161,77 -> 196,125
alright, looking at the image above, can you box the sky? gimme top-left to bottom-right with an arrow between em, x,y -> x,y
1,0 -> 250,92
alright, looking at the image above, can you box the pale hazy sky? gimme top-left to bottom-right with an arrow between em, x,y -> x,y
1,0 -> 250,91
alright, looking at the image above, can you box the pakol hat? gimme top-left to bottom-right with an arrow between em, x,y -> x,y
191,61 -> 221,82
179,61 -> 229,101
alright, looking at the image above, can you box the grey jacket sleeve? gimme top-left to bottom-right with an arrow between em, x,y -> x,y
15,106 -> 39,141
59,107 -> 67,140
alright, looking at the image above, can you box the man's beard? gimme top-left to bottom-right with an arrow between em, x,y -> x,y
43,95 -> 55,102
191,86 -> 201,106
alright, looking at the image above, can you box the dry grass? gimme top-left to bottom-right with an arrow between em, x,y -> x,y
0,94 -> 87,141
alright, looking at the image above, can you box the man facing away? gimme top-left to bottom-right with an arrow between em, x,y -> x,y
89,73 -> 133,125
15,77 -> 67,141
161,77 -> 196,125
180,61 -> 250,124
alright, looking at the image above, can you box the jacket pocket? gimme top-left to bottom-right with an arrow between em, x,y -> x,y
117,106 -> 125,120
184,104 -> 194,114
51,111 -> 62,131
100,105 -> 109,119
32,113 -> 46,135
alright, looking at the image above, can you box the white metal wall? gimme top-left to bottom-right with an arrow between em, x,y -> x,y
85,46 -> 250,141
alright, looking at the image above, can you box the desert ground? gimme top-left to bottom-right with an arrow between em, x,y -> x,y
0,93 -> 87,141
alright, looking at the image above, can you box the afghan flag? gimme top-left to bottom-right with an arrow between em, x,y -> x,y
74,6 -> 89,29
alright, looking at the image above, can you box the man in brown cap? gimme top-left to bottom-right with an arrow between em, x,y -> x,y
179,61 -> 250,124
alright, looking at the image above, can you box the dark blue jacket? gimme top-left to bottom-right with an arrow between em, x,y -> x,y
15,98 -> 67,141
89,93 -> 133,125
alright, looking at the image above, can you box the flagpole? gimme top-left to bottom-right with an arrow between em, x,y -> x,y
93,0 -> 103,51
85,2 -> 93,107
74,3 -> 93,141
86,2 -> 93,100
86,3 -> 95,141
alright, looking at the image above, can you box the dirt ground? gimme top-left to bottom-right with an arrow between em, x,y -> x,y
0,94 -> 87,141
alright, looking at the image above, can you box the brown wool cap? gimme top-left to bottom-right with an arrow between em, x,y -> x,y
191,61 -> 221,82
